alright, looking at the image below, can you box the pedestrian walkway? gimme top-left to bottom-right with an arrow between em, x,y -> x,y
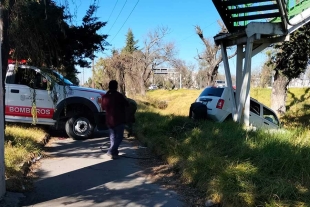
20,131 -> 184,207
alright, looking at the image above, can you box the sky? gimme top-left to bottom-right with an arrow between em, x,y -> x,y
55,0 -> 267,84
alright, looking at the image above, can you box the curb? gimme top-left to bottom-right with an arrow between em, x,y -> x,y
21,133 -> 51,176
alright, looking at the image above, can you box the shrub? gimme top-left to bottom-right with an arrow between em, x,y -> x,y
155,100 -> 168,109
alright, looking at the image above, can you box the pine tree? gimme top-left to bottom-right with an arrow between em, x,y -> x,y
122,28 -> 138,54
7,1 -> 108,84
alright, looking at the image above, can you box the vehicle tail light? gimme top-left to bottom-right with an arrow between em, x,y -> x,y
97,96 -> 102,104
97,95 -> 104,111
216,99 -> 224,109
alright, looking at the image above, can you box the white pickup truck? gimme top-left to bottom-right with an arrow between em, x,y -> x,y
5,64 -> 108,139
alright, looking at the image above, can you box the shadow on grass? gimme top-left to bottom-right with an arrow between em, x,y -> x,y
282,112 -> 310,128
135,110 -> 310,206
287,88 -> 310,112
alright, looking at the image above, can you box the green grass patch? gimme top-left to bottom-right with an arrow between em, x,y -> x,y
4,124 -> 47,191
135,89 -> 310,207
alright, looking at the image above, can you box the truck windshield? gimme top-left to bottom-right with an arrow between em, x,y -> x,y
52,71 -> 73,85
42,70 -> 73,86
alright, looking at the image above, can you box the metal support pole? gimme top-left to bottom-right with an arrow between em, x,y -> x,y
238,35 -> 254,127
220,42 -> 237,118
0,4 -> 6,198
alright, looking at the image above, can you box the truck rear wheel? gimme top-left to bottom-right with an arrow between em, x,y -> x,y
65,115 -> 94,140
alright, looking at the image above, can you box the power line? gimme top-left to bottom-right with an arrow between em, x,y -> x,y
111,0 -> 140,42
107,0 -> 128,34
107,0 -> 119,22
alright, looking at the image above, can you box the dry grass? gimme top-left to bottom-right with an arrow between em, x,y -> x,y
136,89 -> 201,116
143,88 -> 271,116
4,124 -> 48,191
134,88 -> 310,207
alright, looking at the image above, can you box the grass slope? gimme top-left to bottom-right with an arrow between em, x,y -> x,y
134,88 -> 310,207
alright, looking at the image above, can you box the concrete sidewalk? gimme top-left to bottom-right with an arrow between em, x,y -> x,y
18,130 -> 184,207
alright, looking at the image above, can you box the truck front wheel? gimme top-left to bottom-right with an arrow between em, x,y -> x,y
65,115 -> 94,140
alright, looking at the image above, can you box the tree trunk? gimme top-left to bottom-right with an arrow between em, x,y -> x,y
0,1 -> 6,199
140,73 -> 146,96
210,65 -> 219,85
1,14 -> 7,84
117,68 -> 125,95
1,0 -> 11,127
271,71 -> 289,115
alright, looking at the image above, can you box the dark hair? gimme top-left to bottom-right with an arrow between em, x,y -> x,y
108,80 -> 118,90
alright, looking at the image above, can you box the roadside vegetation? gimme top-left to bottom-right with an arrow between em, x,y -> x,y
2,1 -> 310,205
4,124 -> 47,191
135,88 -> 310,207
4,87 -> 310,206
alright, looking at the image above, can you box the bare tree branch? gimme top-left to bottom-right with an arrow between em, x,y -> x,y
195,22 -> 235,87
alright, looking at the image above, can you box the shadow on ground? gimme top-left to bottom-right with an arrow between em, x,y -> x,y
20,130 -> 184,207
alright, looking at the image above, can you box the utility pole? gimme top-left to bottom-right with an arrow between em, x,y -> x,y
91,57 -> 95,88
82,67 -> 84,86
179,73 -> 182,89
0,3 -> 6,199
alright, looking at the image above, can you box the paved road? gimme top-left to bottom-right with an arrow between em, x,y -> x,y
20,130 -> 184,207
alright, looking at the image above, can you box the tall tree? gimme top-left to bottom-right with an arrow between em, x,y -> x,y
137,26 -> 176,95
196,22 -> 236,87
92,52 -> 130,95
122,28 -> 138,54
1,0 -> 14,85
116,28 -> 139,93
94,27 -> 176,96
268,23 -> 310,114
1,1 -> 15,197
8,0 -> 108,84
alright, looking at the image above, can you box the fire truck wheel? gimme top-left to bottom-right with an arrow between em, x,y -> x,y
65,115 -> 94,139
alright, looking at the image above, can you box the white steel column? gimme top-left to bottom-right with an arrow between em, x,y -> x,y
237,35 -> 254,126
220,43 -> 237,118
